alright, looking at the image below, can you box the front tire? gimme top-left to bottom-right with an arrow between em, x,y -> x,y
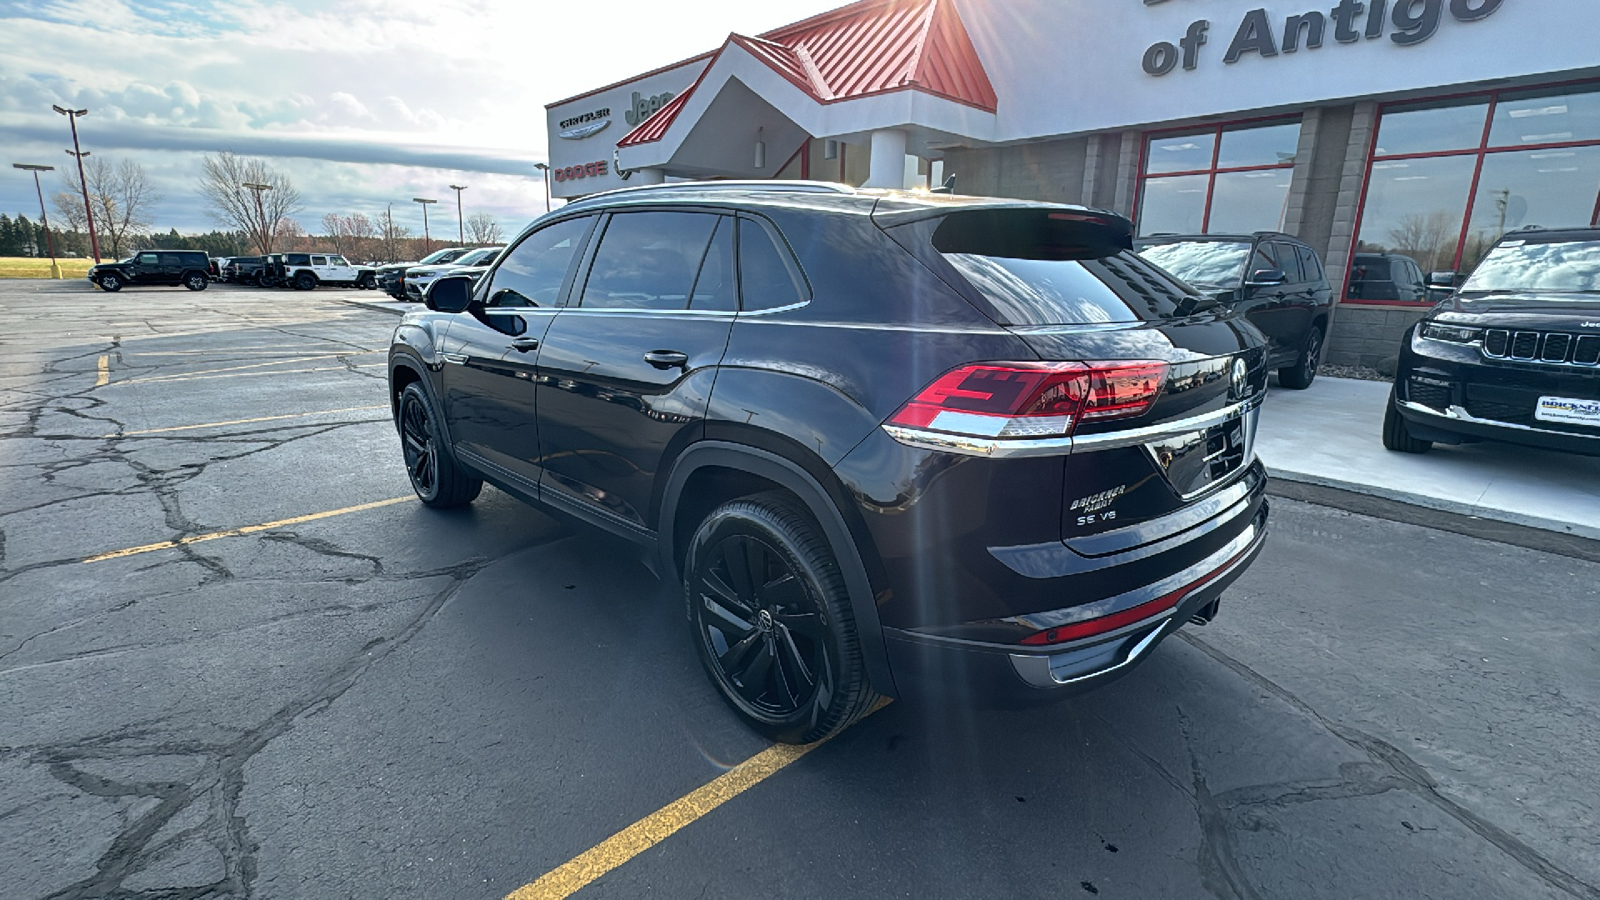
185,273 -> 208,291
1278,324 -> 1323,390
685,492 -> 878,744
1382,390 -> 1433,453
359,272 -> 376,289
98,274 -> 122,292
397,382 -> 482,507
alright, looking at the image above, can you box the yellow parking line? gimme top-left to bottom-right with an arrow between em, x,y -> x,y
96,355 -> 109,387
110,405 -> 389,437
505,699 -> 889,900
106,363 -> 385,386
80,496 -> 411,563
122,353 -> 378,384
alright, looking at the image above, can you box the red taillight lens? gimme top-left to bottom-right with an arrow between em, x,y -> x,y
888,361 -> 1167,438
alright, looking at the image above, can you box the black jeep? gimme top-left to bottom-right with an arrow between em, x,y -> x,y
88,250 -> 212,292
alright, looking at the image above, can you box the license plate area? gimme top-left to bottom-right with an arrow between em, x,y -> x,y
1146,415 -> 1249,499
1536,395 -> 1600,427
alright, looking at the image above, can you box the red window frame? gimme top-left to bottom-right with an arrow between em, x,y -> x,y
1347,77 -> 1600,308
1133,114 -> 1302,236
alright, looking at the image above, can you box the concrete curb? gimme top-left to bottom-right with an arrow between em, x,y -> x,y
340,296 -> 410,316
1265,466 -> 1600,543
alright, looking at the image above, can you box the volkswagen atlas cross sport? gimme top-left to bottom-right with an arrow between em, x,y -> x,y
1384,226 -> 1600,457
386,183 -> 1271,743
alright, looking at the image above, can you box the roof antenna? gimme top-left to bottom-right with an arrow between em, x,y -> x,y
930,174 -> 956,195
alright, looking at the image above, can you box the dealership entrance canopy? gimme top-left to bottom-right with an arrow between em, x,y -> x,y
546,0 -> 1600,367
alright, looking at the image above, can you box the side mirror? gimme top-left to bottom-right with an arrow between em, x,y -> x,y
1245,268 -> 1286,287
1428,271 -> 1457,288
425,274 -> 475,313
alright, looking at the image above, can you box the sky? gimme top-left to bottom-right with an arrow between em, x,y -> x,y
0,0 -> 841,237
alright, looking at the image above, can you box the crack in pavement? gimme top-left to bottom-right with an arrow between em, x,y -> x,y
25,557 -> 494,900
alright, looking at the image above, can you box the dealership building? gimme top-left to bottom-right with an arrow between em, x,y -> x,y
545,0 -> 1600,366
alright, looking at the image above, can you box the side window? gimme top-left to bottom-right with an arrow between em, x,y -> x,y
1248,246 -> 1280,280
689,218 -> 736,312
311,255 -> 328,266
579,212 -> 720,310
485,216 -> 592,308
1296,245 -> 1324,283
1270,242 -> 1305,282
738,216 -> 806,311
160,253 -> 185,267
138,253 -> 159,266
332,256 -> 349,267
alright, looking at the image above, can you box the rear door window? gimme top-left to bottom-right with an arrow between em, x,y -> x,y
738,217 -> 807,311
485,216 -> 593,308
943,251 -> 1193,325
691,218 -> 736,312
579,212 -> 721,310
1296,245 -> 1324,283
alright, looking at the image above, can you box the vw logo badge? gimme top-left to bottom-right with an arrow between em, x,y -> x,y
1230,359 -> 1249,400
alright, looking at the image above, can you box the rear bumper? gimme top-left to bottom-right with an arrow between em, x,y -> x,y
883,498 -> 1268,703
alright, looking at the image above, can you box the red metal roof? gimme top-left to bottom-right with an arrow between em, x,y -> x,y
616,0 -> 996,149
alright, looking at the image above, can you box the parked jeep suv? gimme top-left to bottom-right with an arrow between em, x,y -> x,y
1384,227 -> 1600,457
1137,232 -> 1334,389
386,184 -> 1271,742
89,250 -> 212,292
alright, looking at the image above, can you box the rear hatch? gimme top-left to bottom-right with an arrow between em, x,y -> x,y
879,202 -> 1268,545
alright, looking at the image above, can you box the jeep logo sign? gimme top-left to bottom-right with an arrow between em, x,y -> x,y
1140,0 -> 1506,76
624,91 -> 676,127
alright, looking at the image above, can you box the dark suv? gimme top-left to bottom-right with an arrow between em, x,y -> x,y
1384,227 -> 1600,457
386,184 -> 1271,743
88,250 -> 212,292
1136,232 -> 1334,389
375,247 -> 471,299
1348,252 -> 1428,303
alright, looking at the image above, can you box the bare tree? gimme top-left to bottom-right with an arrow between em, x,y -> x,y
321,212 -> 347,256
466,212 -> 503,245
274,217 -> 308,252
58,157 -> 160,259
345,213 -> 377,262
198,152 -> 304,255
1387,211 -> 1461,273
379,206 -> 411,262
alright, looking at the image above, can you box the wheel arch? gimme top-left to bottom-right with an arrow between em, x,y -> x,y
660,440 -> 898,698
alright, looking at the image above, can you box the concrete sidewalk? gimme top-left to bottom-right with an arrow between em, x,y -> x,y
1257,376 -> 1600,540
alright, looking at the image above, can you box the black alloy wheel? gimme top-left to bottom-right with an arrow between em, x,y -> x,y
686,493 -> 877,744
359,272 -> 376,289
294,272 -> 317,291
1382,390 -> 1433,454
397,382 -> 482,507
98,273 -> 122,292
1279,324 -> 1323,390
185,273 -> 208,291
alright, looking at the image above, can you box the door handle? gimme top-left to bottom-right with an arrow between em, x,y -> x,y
643,350 -> 689,370
510,338 -> 540,353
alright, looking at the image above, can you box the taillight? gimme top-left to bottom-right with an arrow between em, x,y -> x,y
888,361 -> 1167,439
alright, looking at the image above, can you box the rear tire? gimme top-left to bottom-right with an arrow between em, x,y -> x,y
294,272 -> 317,291
397,383 -> 482,507
684,491 -> 878,744
98,273 -> 122,292
1278,324 -> 1323,390
1382,390 -> 1433,453
184,273 -> 208,291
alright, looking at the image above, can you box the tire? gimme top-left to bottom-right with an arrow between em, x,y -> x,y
184,273 -> 208,291
397,382 -> 482,507
293,272 -> 317,291
1382,390 -> 1433,453
1277,324 -> 1323,390
684,491 -> 879,744
98,273 -> 122,292
359,272 -> 376,289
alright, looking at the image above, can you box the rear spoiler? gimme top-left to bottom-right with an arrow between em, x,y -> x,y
873,200 -> 1133,261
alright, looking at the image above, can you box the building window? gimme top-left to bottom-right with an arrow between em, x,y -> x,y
1352,81 -> 1600,305
1136,119 -> 1301,237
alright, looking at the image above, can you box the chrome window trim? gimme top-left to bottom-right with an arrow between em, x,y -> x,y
881,395 -> 1263,459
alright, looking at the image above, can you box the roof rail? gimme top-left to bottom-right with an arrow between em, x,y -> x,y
568,179 -> 858,205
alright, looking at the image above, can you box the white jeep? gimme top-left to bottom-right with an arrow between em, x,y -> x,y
274,253 -> 377,290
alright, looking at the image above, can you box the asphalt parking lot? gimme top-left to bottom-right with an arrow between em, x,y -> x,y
3,280 -> 1598,900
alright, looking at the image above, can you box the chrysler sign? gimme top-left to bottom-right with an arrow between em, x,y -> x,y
557,108 -> 610,140
1140,0 -> 1506,76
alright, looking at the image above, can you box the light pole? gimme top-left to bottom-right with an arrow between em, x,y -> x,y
413,198 -> 437,254
533,163 -> 551,214
241,182 -> 273,254
53,105 -> 99,262
12,163 -> 61,278
448,184 -> 467,244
